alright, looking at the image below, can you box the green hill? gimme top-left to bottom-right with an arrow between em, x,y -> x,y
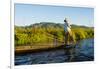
15,22 -> 94,46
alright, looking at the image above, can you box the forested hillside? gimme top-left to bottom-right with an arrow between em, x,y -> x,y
15,22 -> 94,46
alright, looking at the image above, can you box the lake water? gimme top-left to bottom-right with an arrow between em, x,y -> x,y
15,38 -> 94,65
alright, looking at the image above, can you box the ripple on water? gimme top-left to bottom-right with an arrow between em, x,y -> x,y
15,38 -> 94,65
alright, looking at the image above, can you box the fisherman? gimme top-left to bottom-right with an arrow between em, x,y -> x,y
64,18 -> 75,45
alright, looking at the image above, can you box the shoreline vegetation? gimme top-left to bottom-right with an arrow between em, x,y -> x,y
15,22 -> 94,54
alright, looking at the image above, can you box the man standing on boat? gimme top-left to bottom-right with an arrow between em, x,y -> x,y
64,18 -> 75,45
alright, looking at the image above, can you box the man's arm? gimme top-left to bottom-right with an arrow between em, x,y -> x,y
68,23 -> 71,28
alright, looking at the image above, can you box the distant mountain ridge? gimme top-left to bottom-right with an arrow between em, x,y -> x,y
15,22 -> 93,29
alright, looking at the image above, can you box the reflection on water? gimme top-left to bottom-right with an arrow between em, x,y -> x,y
15,38 -> 94,65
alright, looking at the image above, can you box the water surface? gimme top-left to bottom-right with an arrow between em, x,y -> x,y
15,38 -> 94,65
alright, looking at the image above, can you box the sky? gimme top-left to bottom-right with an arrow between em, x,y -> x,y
15,3 -> 94,27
